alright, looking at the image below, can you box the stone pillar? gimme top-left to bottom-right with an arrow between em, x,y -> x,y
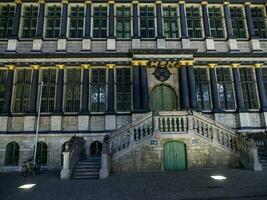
187,61 -> 197,110
55,65 -> 64,113
2,65 -> 15,114
107,1 -> 116,50
232,64 -> 244,111
7,0 -> 22,51
57,0 -> 68,51
60,151 -> 70,179
179,1 -> 190,48
156,1 -> 165,49
254,64 -> 267,111
99,153 -> 110,179
140,61 -> 149,111
201,1 -> 215,51
209,64 -> 222,112
132,1 -> 140,49
32,0 -> 45,51
28,65 -> 40,113
81,64 -> 90,113
132,61 -> 141,112
245,2 -> 261,51
179,61 -> 190,110
223,1 -> 238,51
106,64 -> 115,113
82,1 -> 92,51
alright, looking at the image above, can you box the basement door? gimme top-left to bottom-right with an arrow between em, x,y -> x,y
149,85 -> 177,112
164,141 -> 187,171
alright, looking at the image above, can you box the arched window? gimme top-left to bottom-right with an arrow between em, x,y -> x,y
36,142 -> 48,165
5,142 -> 19,166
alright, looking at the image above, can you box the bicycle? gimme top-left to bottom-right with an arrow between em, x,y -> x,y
21,158 -> 42,177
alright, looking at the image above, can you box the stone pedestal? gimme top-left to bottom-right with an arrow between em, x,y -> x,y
0,116 -> 8,132
50,116 -> 62,131
99,153 -> 110,179
57,38 -> 67,51
60,152 -> 71,179
7,39 -> 18,52
156,38 -> 166,49
249,147 -> 262,171
181,38 -> 190,49
32,38 -> 42,51
132,38 -> 140,49
228,38 -> 239,51
250,39 -> 261,52
78,115 -> 89,131
205,37 -> 216,51
260,112 -> 267,128
24,116 -> 36,131
107,38 -> 116,51
105,115 -> 116,130
82,38 -> 91,51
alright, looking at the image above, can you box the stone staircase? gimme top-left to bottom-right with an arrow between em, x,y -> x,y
258,152 -> 267,170
72,157 -> 101,179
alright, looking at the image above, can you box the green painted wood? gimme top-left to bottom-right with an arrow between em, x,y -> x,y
164,141 -> 187,171
149,85 -> 177,112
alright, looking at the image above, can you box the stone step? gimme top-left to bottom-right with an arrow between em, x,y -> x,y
75,165 -> 101,169
73,168 -> 100,173
76,162 -> 100,166
73,171 -> 99,176
72,175 -> 99,179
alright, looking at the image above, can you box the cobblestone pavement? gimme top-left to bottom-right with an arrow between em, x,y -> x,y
0,168 -> 267,200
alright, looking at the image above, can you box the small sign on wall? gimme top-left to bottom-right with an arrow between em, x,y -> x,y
192,138 -> 198,144
150,140 -> 157,145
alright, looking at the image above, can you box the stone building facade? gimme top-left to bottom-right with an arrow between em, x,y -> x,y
0,0 -> 267,172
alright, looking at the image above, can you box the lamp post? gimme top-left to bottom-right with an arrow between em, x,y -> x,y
33,81 -> 44,165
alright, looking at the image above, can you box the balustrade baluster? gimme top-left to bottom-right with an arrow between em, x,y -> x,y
181,118 -> 184,132
167,118 -> 170,132
176,118 -> 180,131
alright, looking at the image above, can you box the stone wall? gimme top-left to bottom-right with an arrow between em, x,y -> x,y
111,132 -> 239,173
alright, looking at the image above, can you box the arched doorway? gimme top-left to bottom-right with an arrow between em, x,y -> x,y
163,141 -> 187,171
89,141 -> 102,157
35,142 -> 48,165
5,142 -> 19,166
149,85 -> 177,112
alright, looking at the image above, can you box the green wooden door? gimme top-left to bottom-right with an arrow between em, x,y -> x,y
164,141 -> 187,171
150,85 -> 177,112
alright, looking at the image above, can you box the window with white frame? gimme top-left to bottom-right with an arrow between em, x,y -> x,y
140,5 -> 155,38
163,5 -> 179,38
116,5 -> 131,38
0,70 -> 7,111
116,68 -> 131,111
93,5 -> 107,38
0,4 -> 15,39
186,5 -> 202,38
21,4 -> 38,38
45,4 -> 61,38
251,6 -> 267,39
208,6 -> 224,38
229,6 -> 247,39
69,5 -> 84,38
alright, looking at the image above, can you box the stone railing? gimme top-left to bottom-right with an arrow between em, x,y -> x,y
190,111 -> 237,152
60,136 -> 85,179
110,112 -> 153,156
235,133 -> 262,171
154,111 -> 188,133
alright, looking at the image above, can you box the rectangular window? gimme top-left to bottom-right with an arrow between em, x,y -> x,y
45,5 -> 61,38
69,5 -> 84,38
186,6 -> 202,38
208,6 -> 224,38
116,68 -> 131,111
230,7 -> 247,38
21,5 -> 38,38
0,70 -> 7,111
194,68 -> 211,110
41,69 -> 57,112
140,6 -> 155,38
93,6 -> 107,38
216,68 -> 235,110
251,7 -> 267,39
0,4 -> 15,39
262,68 -> 267,98
90,68 -> 106,112
240,68 -> 259,110
163,6 -> 179,38
13,70 -> 32,113
64,69 -> 81,112
116,6 -> 131,38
